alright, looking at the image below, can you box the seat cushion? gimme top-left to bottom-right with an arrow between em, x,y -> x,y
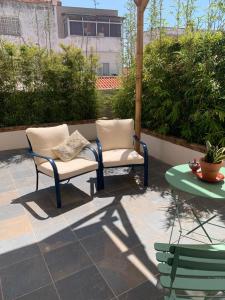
96,119 -> 134,151
26,124 -> 69,164
102,149 -> 144,167
52,130 -> 90,162
37,158 -> 98,180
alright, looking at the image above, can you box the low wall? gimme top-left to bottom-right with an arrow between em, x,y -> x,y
0,121 -> 96,151
141,131 -> 204,166
0,122 -> 205,166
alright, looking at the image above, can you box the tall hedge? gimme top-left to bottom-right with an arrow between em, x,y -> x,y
114,32 -> 225,146
0,42 -> 97,127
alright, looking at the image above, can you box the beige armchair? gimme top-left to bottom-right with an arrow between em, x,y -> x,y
96,119 -> 148,188
26,124 -> 100,208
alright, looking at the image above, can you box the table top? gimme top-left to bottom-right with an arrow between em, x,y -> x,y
165,164 -> 225,199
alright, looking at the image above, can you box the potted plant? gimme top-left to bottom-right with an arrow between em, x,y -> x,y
200,141 -> 225,181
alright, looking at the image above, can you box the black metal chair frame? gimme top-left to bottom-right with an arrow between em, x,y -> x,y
27,136 -> 101,208
96,135 -> 149,189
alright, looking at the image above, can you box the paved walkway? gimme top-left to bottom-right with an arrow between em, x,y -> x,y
0,149 -> 225,300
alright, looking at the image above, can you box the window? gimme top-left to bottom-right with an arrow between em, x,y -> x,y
97,23 -> 109,37
0,17 -> 21,36
83,22 -> 96,36
110,24 -> 121,37
70,21 -> 83,35
67,15 -> 122,38
83,15 -> 96,21
103,63 -> 109,76
97,16 -> 109,22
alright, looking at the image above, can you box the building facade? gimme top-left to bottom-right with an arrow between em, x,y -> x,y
0,0 -> 58,50
144,27 -> 185,46
0,0 -> 123,76
57,6 -> 123,76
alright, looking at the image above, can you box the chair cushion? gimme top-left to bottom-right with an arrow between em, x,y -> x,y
26,124 -> 69,164
96,119 -> 134,151
37,158 -> 98,180
102,149 -> 144,167
52,130 -> 90,162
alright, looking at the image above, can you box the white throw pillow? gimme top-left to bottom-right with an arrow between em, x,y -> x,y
52,130 -> 90,162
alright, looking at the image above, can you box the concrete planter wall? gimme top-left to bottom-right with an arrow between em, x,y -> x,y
0,122 -> 205,166
141,131 -> 204,166
0,121 -> 96,152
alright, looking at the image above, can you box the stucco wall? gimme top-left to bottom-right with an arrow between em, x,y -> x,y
0,0 -> 58,50
0,123 -> 97,151
58,36 -> 122,75
141,133 -> 204,166
0,124 -> 204,167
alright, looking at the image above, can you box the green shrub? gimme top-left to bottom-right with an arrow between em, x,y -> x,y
114,31 -> 225,146
0,42 -> 97,127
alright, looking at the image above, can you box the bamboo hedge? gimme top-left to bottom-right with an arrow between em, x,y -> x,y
114,31 -> 225,146
0,42 -> 97,127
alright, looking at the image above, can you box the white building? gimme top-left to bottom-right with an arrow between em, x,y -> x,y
0,0 -> 58,50
57,5 -> 123,75
0,0 -> 123,76
144,27 -> 185,46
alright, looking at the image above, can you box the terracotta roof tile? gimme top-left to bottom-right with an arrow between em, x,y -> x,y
96,76 -> 121,90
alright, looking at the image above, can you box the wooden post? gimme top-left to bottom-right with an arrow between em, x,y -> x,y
134,0 -> 149,153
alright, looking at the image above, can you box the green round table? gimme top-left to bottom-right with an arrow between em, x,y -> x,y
165,164 -> 225,243
165,164 -> 225,199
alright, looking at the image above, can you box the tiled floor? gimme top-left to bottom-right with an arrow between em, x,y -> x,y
1,149 -> 225,300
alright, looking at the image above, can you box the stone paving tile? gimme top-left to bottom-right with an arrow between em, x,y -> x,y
0,204 -> 25,221
1,255 -> 51,300
44,241 -> 93,281
0,242 -> 40,270
38,226 -> 77,253
0,281 -> 3,300
118,281 -> 164,300
96,244 -> 150,296
0,214 -> 33,241
16,285 -> 60,300
1,149 -> 225,299
55,265 -> 114,300
69,203 -> 136,241
0,190 -> 19,207
81,225 -> 140,263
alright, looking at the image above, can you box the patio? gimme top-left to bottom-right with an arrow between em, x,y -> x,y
1,148 -> 225,300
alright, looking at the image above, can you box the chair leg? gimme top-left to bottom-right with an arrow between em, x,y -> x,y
144,161 -> 148,187
36,170 -> 39,191
99,165 -> 104,189
96,170 -> 100,191
54,178 -> 61,208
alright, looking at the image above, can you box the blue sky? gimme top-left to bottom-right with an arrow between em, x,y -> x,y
62,0 -> 127,15
62,0 -> 208,27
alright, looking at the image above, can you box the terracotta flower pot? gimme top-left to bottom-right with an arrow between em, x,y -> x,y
200,158 -> 222,181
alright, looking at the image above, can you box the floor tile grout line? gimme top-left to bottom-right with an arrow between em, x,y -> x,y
78,237 -> 118,299
31,222 -> 62,300
36,250 -> 62,300
12,283 -> 51,300
80,238 -> 155,299
116,278 -> 150,299
0,277 -> 4,300
0,252 -> 41,272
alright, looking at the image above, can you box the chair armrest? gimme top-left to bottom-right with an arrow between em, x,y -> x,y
83,145 -> 99,162
133,135 -> 148,155
96,138 -> 103,164
28,150 -> 59,179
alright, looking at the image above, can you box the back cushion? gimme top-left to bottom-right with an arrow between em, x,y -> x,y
26,124 -> 69,164
96,119 -> 134,151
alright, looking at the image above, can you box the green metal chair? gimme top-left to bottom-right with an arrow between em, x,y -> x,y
154,242 -> 225,299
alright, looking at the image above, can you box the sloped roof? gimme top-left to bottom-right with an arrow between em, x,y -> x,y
96,76 -> 121,90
